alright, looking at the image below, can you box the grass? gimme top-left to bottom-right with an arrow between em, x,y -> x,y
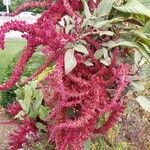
0,39 -> 26,82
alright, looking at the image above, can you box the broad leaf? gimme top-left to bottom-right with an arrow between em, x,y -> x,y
130,30 -> 149,40
100,57 -> 111,66
38,105 -> 50,120
99,31 -> 114,36
65,24 -> 74,34
100,48 -> 111,66
74,44 -> 89,54
104,40 -> 150,61
138,42 -> 150,53
33,90 -> 43,111
36,122 -> 46,130
15,87 -> 24,99
106,41 -> 139,49
18,100 -> 30,114
82,0 -> 91,19
137,42 -> 150,60
65,49 -> 77,74
95,0 -> 113,18
94,20 -> 110,28
29,110 -> 39,119
131,82 -> 145,92
24,85 -> 33,104
134,50 -> 142,67
114,0 -> 150,17
144,20 -> 150,35
136,96 -> 150,112
94,17 -> 124,28
94,49 -> 103,59
94,48 -> 111,66
138,0 -> 150,9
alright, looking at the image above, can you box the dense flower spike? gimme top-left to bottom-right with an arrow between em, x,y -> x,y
8,118 -> 37,150
44,59 -> 129,149
0,20 -> 32,49
7,102 -> 22,116
0,0 -> 130,149
9,1 -> 49,17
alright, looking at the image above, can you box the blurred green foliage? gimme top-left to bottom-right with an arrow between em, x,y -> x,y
0,1 -> 5,11
0,0 -> 46,13
0,51 -> 45,107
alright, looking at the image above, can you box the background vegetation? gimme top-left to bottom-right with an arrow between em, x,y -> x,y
0,40 -> 45,107
0,0 -> 46,12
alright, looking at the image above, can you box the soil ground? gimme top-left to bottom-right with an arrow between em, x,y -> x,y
0,107 -> 16,150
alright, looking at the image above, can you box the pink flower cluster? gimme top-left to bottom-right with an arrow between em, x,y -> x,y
9,118 -> 37,150
7,101 -> 22,116
43,49 -> 129,149
0,0 -> 130,149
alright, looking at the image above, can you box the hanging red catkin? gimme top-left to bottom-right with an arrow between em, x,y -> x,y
0,0 -> 130,149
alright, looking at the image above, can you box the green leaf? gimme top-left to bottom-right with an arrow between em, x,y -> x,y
84,61 -> 93,66
134,50 -> 142,66
138,42 -> 150,53
95,0 -> 113,18
15,87 -> 24,99
24,84 -> 33,104
94,17 -> 124,28
30,80 -> 38,90
138,0 -> 150,9
36,122 -> 46,130
84,139 -> 91,150
81,15 -> 97,28
18,100 -> 30,114
102,40 -> 114,47
137,42 -> 150,60
82,0 -> 91,19
131,82 -> 145,92
64,15 -> 75,25
94,48 -> 111,66
106,41 -> 139,49
33,90 -> 43,111
100,57 -> 111,66
144,20 -> 150,35
136,96 -> 150,112
29,110 -> 38,119
130,30 -> 150,40
38,105 -> 50,120
94,49 -> 104,59
99,31 -> 114,36
65,24 -> 74,34
94,20 -> 110,28
114,0 -> 150,18
104,40 -> 150,61
65,49 -> 77,74
100,48 -> 111,66
74,44 -> 89,54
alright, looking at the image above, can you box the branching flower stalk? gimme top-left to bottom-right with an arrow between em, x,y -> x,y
0,0 -> 131,149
